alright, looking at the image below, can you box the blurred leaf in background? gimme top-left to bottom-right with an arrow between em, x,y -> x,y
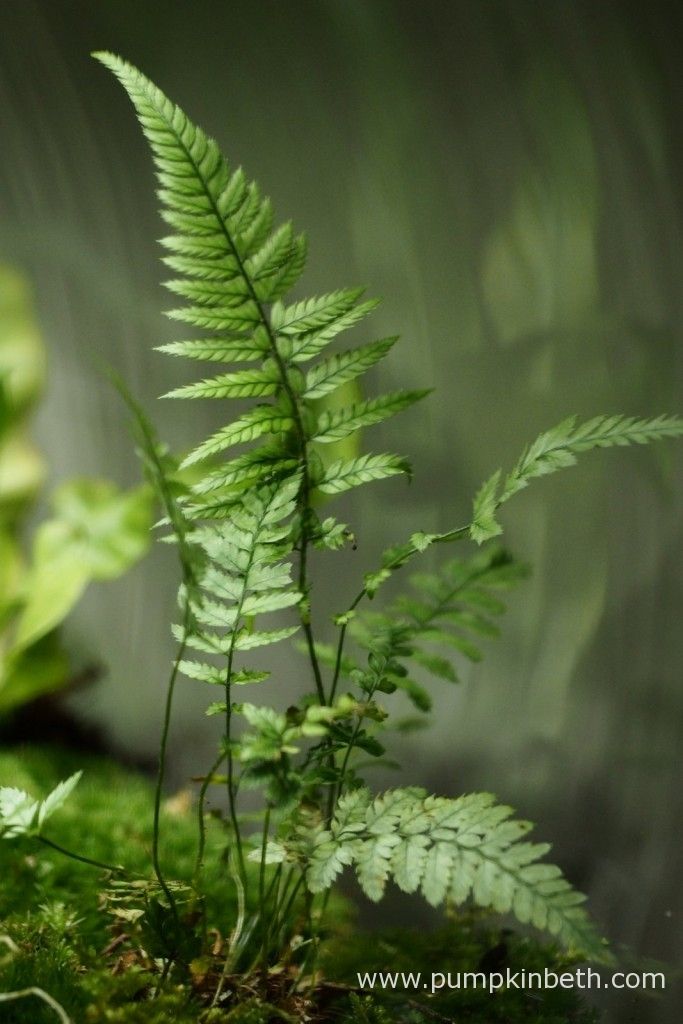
0,265 -> 153,716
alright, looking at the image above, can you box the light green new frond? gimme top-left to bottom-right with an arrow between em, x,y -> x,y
301,787 -> 610,962
0,772 -> 82,839
318,453 -> 411,495
314,391 -> 430,444
471,413 -> 683,544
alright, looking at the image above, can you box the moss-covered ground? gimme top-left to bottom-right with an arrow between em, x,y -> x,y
0,746 -> 599,1022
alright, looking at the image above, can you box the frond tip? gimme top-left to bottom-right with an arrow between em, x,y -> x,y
471,413 -> 683,544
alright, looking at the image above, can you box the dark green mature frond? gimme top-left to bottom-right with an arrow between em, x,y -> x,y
345,546 -> 528,712
471,413 -> 683,543
276,787 -> 610,962
95,52 -> 421,509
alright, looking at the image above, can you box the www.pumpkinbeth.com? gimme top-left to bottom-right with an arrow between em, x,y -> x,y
356,968 -> 665,996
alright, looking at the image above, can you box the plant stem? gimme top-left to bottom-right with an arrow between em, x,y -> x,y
151,602 -> 190,923
192,748 -> 228,891
0,987 -> 72,1024
258,804 -> 272,974
242,867 -> 284,974
37,836 -> 127,876
329,524 -> 470,704
213,849 -> 246,1007
272,869 -> 303,948
298,530 -> 326,704
224,665 -> 246,882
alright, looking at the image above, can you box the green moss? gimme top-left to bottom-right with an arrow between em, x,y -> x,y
0,747 -> 600,1023
326,916 -> 600,1023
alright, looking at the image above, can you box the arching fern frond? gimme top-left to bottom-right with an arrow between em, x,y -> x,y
471,413 -> 683,544
332,546 -> 527,714
289,787 -> 611,963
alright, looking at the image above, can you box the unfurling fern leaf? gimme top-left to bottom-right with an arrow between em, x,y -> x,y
297,788 -> 611,963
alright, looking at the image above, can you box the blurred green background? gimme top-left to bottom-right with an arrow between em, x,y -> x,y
2,1 -> 682,1018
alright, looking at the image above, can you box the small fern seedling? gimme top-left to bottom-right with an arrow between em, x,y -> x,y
29,50 -> 679,993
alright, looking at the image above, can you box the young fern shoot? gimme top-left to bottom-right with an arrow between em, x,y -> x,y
90,51 -> 683,980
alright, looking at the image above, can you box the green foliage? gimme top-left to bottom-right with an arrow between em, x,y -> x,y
0,747 -> 600,1024
339,546 -> 529,713
86,51 -> 683,982
180,476 -> 302,677
15,480 -> 152,651
295,787 -> 608,961
0,771 -> 81,838
6,49 -> 677,1018
93,52 -> 416,513
0,269 -> 153,716
471,414 -> 683,544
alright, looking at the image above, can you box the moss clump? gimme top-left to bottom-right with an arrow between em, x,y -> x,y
326,916 -> 600,1023
0,747 -> 600,1022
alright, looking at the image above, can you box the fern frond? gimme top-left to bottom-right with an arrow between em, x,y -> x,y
233,626 -> 300,651
471,414 -> 683,544
96,52 -> 424,521
191,448 -> 297,495
182,407 -> 294,466
314,391 -> 430,444
173,479 -> 301,697
348,547 -> 527,704
300,787 -> 610,962
271,289 -> 365,335
288,300 -> 381,362
304,338 -> 397,400
318,453 -> 411,495
163,367 -> 280,400
155,336 -> 269,363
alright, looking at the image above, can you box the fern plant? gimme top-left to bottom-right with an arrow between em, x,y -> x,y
4,50 -> 682,1012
